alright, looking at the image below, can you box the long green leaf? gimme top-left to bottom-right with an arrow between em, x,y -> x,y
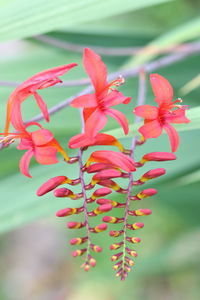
0,0 -> 172,42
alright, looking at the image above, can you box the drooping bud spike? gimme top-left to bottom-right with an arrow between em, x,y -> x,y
133,168 -> 166,185
128,208 -> 152,216
125,247 -> 138,257
131,188 -> 157,200
103,216 -> 124,224
109,230 -> 124,237
89,223 -> 107,233
127,222 -> 144,230
70,237 -> 88,245
126,237 -> 141,244
56,207 -> 84,217
90,244 -> 102,253
110,242 -> 124,250
67,221 -> 85,229
111,252 -> 123,261
37,176 -> 71,196
139,152 -> 177,165
72,248 -> 87,257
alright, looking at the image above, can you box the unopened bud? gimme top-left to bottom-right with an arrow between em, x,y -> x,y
128,208 -> 152,216
37,176 -> 70,196
90,223 -> 107,233
127,222 -> 144,230
67,221 -> 85,229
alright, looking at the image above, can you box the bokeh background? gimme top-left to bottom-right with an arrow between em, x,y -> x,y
0,0 -> 200,299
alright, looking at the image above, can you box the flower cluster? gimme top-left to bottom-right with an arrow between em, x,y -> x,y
1,48 -> 189,280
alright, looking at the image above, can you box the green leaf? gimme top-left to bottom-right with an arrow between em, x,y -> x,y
123,17 -> 200,68
0,0 -> 172,42
105,106 -> 200,139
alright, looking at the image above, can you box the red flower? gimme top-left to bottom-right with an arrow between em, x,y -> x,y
4,63 -> 77,134
3,122 -> 69,177
71,48 -> 131,137
134,74 -> 190,152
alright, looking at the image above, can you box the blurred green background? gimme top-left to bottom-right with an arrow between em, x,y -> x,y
0,0 -> 200,299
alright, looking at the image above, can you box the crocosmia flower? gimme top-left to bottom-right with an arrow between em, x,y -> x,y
134,73 -> 190,152
4,63 -> 77,134
71,48 -> 131,137
2,122 -> 69,177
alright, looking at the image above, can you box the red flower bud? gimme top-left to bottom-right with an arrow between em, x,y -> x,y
89,223 -> 107,233
128,208 -> 152,216
37,176 -> 69,196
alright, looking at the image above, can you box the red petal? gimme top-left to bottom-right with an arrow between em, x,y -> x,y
134,105 -> 158,119
4,63 -> 77,134
139,120 -> 162,139
34,92 -> 49,122
19,149 -> 34,177
104,90 -> 131,107
85,109 -> 107,137
68,133 -> 95,149
10,101 -> 26,132
31,129 -> 54,146
163,123 -> 179,152
150,73 -> 173,107
34,146 -> 59,164
83,48 -> 107,93
106,108 -> 129,135
70,94 -> 97,108
168,108 -> 190,124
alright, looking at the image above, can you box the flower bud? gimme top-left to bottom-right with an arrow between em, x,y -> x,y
111,252 -> 123,262
113,261 -> 122,270
126,247 -> 138,257
103,216 -> 124,224
134,168 -> 166,184
67,221 -> 85,229
132,188 -> 157,200
125,256 -> 135,266
70,237 -> 88,245
91,187 -> 112,200
56,207 -> 84,217
141,152 -> 176,164
110,242 -> 123,250
89,223 -> 107,233
127,222 -> 144,230
109,230 -> 124,237
72,248 -> 87,257
90,244 -> 102,253
128,208 -> 152,216
37,176 -> 70,196
53,188 -> 74,198
126,237 -> 141,244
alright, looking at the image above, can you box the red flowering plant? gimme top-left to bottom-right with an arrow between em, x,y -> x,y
0,48 -> 190,280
